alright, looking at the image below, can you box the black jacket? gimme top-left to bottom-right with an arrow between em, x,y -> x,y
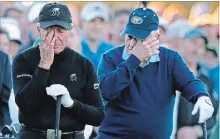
12,46 -> 104,131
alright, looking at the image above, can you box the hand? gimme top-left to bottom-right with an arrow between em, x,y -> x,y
192,96 -> 214,123
39,29 -> 55,70
142,37 -> 160,63
46,84 -> 74,108
130,38 -> 160,62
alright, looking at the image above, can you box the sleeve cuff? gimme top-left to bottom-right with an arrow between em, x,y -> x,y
63,99 -> 80,115
196,93 -> 210,101
37,66 -> 50,72
124,54 -> 141,70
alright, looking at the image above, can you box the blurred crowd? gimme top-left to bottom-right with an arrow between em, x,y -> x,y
0,1 -> 219,139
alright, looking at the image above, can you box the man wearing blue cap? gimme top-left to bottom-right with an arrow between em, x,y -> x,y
12,3 -> 104,139
97,8 -> 214,139
176,28 -> 219,139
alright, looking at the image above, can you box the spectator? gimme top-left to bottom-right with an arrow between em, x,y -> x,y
0,28 -> 9,53
110,7 -> 132,46
210,111 -> 219,139
80,2 -> 114,69
0,28 -> 12,128
162,3 -> 188,23
176,29 -> 219,139
184,28 -> 209,75
4,4 -> 29,43
166,19 -> 193,51
188,2 -> 213,23
147,2 -> 167,16
80,2 -> 114,138
192,13 -> 219,47
5,24 -> 22,60
208,48 -> 219,103
0,17 -> 22,60
158,17 -> 168,45
68,26 -> 82,54
0,26 -> 20,126
204,47 -> 218,68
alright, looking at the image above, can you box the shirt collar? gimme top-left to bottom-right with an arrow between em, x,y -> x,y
122,46 -> 160,68
32,37 -> 41,47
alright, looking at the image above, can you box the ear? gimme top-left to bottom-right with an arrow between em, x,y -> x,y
70,23 -> 74,30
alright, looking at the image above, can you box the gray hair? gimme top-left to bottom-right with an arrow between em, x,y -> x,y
36,22 -> 40,28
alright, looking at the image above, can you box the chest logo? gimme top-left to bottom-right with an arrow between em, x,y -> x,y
70,74 -> 77,82
93,83 -> 99,89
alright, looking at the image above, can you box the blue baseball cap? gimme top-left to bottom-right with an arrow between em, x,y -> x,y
184,28 -> 208,44
120,8 -> 159,40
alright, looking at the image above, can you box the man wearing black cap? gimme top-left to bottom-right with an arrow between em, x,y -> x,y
12,3 -> 104,139
97,8 -> 214,139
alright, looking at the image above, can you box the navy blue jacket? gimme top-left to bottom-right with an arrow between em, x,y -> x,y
97,46 -> 208,139
0,51 -> 12,127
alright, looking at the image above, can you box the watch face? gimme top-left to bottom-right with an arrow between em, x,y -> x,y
205,98 -> 213,106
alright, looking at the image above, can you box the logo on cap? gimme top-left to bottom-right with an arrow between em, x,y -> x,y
131,16 -> 143,24
51,8 -> 60,17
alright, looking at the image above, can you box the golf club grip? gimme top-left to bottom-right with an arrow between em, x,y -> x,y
55,96 -> 62,139
202,122 -> 207,139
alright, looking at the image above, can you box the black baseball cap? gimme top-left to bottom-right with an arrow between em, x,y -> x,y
38,2 -> 72,30
120,8 -> 159,40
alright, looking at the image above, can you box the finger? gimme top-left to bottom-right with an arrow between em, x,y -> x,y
146,50 -> 159,57
43,29 -> 51,41
150,50 -> 160,55
148,40 -> 160,48
46,87 -> 51,95
57,34 -> 64,46
152,31 -> 160,38
208,107 -> 214,118
49,91 -> 64,97
50,37 -> 56,51
206,108 -> 213,120
192,103 -> 199,115
143,36 -> 158,45
41,29 -> 48,41
204,109 -> 209,121
150,44 -> 160,51
46,87 -> 55,94
45,29 -> 54,44
137,40 -> 143,47
52,96 -> 57,100
198,108 -> 205,123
